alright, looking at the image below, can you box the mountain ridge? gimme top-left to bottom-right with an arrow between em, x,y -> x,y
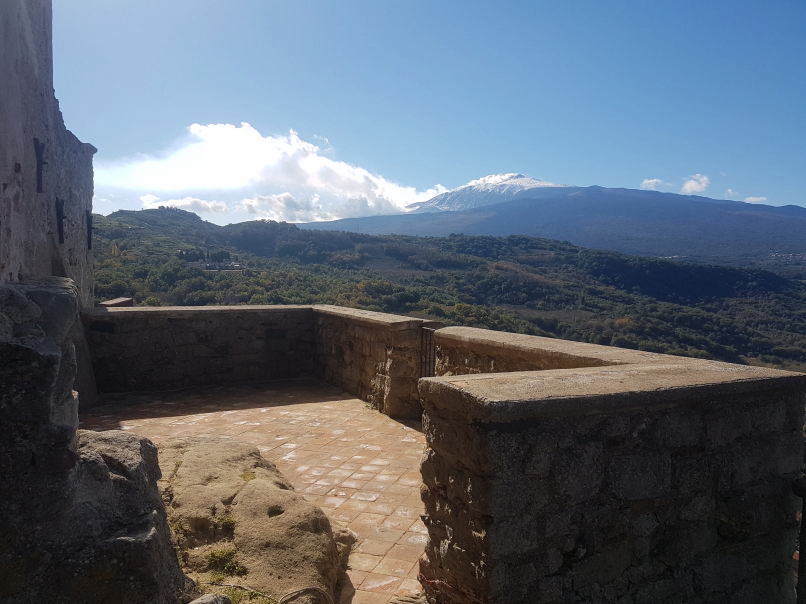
298,181 -> 806,275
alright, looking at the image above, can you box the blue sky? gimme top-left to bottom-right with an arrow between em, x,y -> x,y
53,0 -> 806,225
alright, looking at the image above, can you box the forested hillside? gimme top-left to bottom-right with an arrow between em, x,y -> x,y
93,208 -> 806,371
301,186 -> 806,278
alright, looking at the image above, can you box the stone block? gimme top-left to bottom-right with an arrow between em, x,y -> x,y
704,407 -> 753,447
654,411 -> 704,449
672,453 -> 716,494
552,441 -> 605,504
0,341 -> 61,423
569,542 -> 633,589
487,514 -> 540,558
607,452 -> 671,501
679,494 -> 716,522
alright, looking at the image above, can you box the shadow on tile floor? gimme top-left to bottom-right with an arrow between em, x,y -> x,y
80,378 -> 427,604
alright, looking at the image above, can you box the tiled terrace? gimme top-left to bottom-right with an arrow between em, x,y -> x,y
79,379 -> 427,604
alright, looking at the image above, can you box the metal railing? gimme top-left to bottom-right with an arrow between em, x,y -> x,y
420,327 -> 436,378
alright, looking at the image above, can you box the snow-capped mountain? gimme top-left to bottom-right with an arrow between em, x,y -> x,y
407,173 -> 571,212
302,176 -> 806,267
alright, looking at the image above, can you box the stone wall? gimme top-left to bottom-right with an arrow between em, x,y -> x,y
435,325 -> 659,375
81,309 -> 806,601
313,305 -> 439,419
0,0 -> 96,310
418,327 -> 806,603
83,305 -> 438,418
84,305 -> 315,394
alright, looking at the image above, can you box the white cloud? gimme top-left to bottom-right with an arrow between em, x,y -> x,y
463,173 -> 564,188
239,189 -> 406,223
141,194 -> 228,213
640,178 -> 666,191
468,174 -> 516,186
745,196 -> 768,204
725,189 -> 737,198
95,122 -> 447,222
680,174 -> 710,194
241,193 -> 332,222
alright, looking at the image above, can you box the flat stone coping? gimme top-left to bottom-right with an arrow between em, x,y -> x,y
420,360 -> 806,423
437,325 -> 673,367
85,304 -> 312,317
98,297 -> 134,307
314,304 -> 441,330
84,304 -> 441,332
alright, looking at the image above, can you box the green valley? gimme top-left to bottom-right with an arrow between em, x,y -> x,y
93,208 -> 806,372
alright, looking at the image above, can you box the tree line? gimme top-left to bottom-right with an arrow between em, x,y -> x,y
92,209 -> 806,371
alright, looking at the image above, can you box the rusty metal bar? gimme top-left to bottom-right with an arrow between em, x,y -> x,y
420,327 -> 436,378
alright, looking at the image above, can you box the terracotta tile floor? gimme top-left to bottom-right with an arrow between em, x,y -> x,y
80,379 -> 427,603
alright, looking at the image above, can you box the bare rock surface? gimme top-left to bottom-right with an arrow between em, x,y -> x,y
189,595 -> 232,604
1,279 -> 193,603
0,427 -> 190,604
60,429 -> 191,603
389,595 -> 427,603
158,436 -> 354,604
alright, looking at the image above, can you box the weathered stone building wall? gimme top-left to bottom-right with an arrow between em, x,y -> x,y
84,306 -> 316,394
419,327 -> 806,604
0,0 -> 96,310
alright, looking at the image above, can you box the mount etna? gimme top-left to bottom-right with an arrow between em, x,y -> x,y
300,174 -> 806,275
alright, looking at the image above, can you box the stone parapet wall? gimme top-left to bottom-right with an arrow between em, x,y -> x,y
84,306 -> 315,396
418,328 -> 806,603
435,325 -> 661,375
83,305 -> 438,418
81,309 -> 806,601
313,305 -> 439,419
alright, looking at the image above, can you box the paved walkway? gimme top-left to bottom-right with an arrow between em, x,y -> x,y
80,379 -> 427,604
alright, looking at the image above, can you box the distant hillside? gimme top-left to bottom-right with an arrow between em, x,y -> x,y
300,185 -> 806,276
93,208 -> 806,371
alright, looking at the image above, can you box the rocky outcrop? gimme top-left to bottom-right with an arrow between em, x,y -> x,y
31,429 -> 192,603
0,279 -> 191,603
158,436 -> 354,604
